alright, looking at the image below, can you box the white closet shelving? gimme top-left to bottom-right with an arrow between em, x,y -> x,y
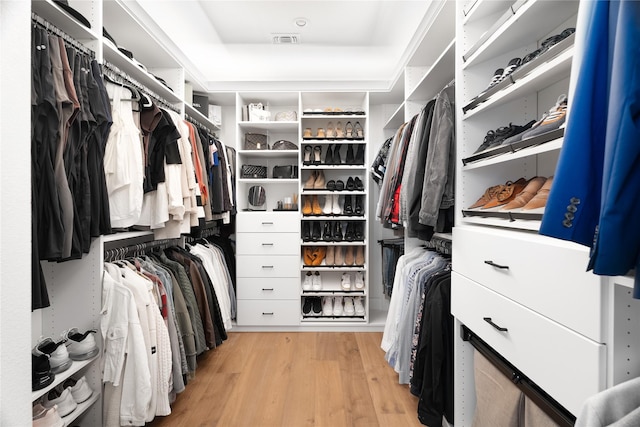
452,1 -> 640,425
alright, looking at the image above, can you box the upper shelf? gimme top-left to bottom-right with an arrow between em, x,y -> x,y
463,0 -> 578,69
32,0 -> 99,42
406,38 -> 456,103
463,0 -> 517,25
184,103 -> 221,132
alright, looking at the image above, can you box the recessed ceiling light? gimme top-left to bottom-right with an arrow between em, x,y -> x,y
295,18 -> 307,27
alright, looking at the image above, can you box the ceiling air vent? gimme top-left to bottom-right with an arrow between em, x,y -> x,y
272,34 -> 300,44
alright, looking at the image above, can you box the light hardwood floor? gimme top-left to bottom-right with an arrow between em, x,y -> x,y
149,332 -> 426,427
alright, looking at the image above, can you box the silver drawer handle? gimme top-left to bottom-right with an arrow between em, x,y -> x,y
262,222 -> 274,225
262,265 -> 274,269
484,317 -> 508,332
484,260 -> 509,269
262,288 -> 274,291
262,312 -> 274,316
262,243 -> 274,246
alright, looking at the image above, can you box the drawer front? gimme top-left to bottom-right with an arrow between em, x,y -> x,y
236,255 -> 299,278
236,299 -> 300,326
237,212 -> 300,233
451,272 -> 606,415
237,277 -> 299,300
236,232 -> 299,255
452,226 -> 604,341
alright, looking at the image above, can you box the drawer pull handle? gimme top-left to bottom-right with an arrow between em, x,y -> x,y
262,288 -> 274,291
262,312 -> 274,316
262,222 -> 274,225
484,260 -> 509,269
262,265 -> 274,269
484,317 -> 508,332
261,243 -> 274,246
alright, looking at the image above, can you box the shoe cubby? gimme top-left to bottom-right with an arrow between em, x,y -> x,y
299,92 -> 369,324
455,0 -> 579,232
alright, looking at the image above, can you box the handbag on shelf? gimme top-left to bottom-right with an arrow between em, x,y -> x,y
244,133 -> 268,150
272,165 -> 298,179
271,140 -> 297,150
274,111 -> 297,121
241,164 -> 267,179
248,185 -> 266,210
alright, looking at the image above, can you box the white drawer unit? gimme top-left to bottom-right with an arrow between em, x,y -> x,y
236,232 -> 300,256
236,212 -> 301,233
453,226 -> 605,342
235,255 -> 299,278
236,299 -> 301,326
452,272 -> 606,416
236,277 -> 300,300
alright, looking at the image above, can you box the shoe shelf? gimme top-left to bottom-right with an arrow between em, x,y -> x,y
61,391 -> 100,427
462,0 -> 578,69
462,0 -> 515,25
32,355 -> 99,402
462,129 -> 564,169
460,214 -> 542,232
302,289 -> 366,296
239,178 -> 298,185
463,46 -> 573,120
238,121 -> 299,132
301,266 -> 366,272
237,149 -> 299,158
301,140 -> 367,145
302,215 -> 366,220
301,241 -> 366,247
301,315 -> 366,323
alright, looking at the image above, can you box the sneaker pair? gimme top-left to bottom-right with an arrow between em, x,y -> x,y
302,271 -> 322,291
32,403 -> 64,427
302,297 -> 323,315
42,376 -> 93,417
322,296 -> 344,316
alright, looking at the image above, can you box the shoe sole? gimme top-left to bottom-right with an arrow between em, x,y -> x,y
50,359 -> 73,374
68,347 -> 99,361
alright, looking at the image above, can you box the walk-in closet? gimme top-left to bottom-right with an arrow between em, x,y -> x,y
2,0 -> 640,426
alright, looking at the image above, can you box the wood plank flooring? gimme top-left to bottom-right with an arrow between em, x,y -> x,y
149,332 -> 425,427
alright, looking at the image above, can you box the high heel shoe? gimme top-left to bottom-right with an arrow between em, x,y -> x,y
324,144 -> 334,165
354,121 -> 364,139
313,170 -> 326,189
316,128 -> 326,139
312,195 -> 323,215
303,128 -> 312,138
326,122 -> 335,138
313,146 -> 322,165
336,121 -> 344,139
303,145 -> 313,165
355,144 -> 365,165
345,121 -> 353,139
304,171 -> 316,189
346,144 -> 355,164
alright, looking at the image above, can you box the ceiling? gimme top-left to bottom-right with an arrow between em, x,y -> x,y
130,0 -> 437,94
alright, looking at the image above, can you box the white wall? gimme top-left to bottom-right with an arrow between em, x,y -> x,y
1,1 -> 33,425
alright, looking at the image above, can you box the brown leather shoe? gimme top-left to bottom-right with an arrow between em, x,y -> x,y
334,246 -> 344,266
325,246 -> 335,266
468,184 -> 503,209
303,247 -> 316,266
344,246 -> 355,266
312,246 -> 326,266
482,178 -> 528,209
501,176 -> 547,210
522,176 -> 554,211
355,246 -> 365,266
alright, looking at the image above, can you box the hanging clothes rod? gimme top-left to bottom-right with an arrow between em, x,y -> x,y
104,237 -> 180,261
32,12 -> 95,58
461,325 -> 576,427
101,61 -> 180,114
185,113 -> 218,134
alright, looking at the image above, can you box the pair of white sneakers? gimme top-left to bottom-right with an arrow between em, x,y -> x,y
322,296 -> 365,316
302,271 -> 322,291
39,376 -> 93,419
341,272 -> 365,291
33,328 -> 100,374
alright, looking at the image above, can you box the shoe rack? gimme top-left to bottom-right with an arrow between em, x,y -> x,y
452,1 -> 640,425
299,92 -> 369,323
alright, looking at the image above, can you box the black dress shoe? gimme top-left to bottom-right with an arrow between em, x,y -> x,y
343,195 -> 353,215
302,221 -> 311,241
312,222 -> 321,241
346,177 -> 355,191
344,222 -> 355,241
355,196 -> 363,215
333,144 -> 342,165
335,180 -> 345,191
355,144 -> 365,165
322,221 -> 332,241
324,144 -> 334,165
333,221 -> 343,241
354,177 -> 364,191
346,144 -> 355,164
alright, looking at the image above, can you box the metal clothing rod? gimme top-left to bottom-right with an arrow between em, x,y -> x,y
185,114 -> 217,134
461,325 -> 576,427
101,61 -> 180,114
32,13 -> 95,58
103,237 -> 180,261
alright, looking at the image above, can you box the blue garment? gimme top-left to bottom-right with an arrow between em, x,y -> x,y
540,0 -> 640,295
